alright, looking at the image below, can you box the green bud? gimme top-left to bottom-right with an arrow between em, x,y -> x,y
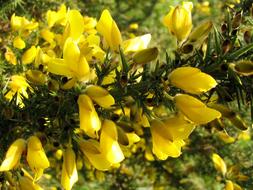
133,47 -> 158,65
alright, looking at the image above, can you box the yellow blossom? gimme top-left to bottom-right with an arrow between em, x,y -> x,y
61,147 -> 78,190
163,2 -> 193,42
100,120 -> 125,164
10,14 -> 38,32
169,67 -> 217,94
96,9 -> 122,51
5,75 -> 32,107
0,138 -> 26,171
85,85 -> 115,108
151,119 -> 186,160
79,139 -> 111,171
46,4 -> 67,28
174,94 -> 221,124
48,37 -> 90,81
212,153 -> 227,176
77,94 -> 101,138
13,36 -> 26,49
19,176 -> 43,190
122,34 -> 151,53
22,46 -> 37,64
27,136 -> 50,181
4,47 -> 17,65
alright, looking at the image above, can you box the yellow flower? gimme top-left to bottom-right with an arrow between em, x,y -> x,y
225,180 -> 234,190
174,94 -> 221,124
79,139 -> 111,171
19,176 -> 43,190
100,120 -> 125,164
61,147 -> 78,190
85,85 -> 115,108
212,153 -> 227,176
27,136 -> 50,181
163,115 -> 195,140
66,10 -> 85,41
0,138 -> 26,171
48,37 -> 90,81
10,14 -> 38,32
4,47 -> 17,65
188,21 -> 213,43
25,70 -> 47,85
83,16 -> 97,34
40,29 -> 55,44
77,94 -> 101,138
168,67 -> 217,94
122,34 -> 151,53
151,119 -> 186,160
5,75 -> 32,107
96,9 -> 122,51
22,46 -> 37,64
13,36 -> 26,49
163,2 -> 193,42
217,131 -> 235,144
46,4 -> 67,28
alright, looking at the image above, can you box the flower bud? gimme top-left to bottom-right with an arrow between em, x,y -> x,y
163,2 -> 193,42
0,138 -> 26,171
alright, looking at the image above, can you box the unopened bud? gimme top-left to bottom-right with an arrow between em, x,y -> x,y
133,47 -> 158,65
230,60 -> 253,76
232,11 -> 242,29
222,39 -> 232,54
244,31 -> 251,44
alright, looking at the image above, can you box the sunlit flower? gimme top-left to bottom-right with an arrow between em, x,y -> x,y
174,94 -> 221,124
163,2 -> 193,42
0,138 -> 26,171
151,119 -> 186,160
4,47 -> 17,65
22,46 -> 37,64
96,9 -> 122,51
19,176 -> 43,190
122,34 -> 151,53
10,14 -> 38,32
100,120 -> 125,164
5,75 -> 32,107
212,153 -> 227,176
27,136 -> 50,181
48,37 -> 90,81
61,147 -> 78,190
79,139 -> 111,171
85,85 -> 115,108
46,4 -> 67,28
13,36 -> 26,49
169,67 -> 217,94
77,94 -> 101,138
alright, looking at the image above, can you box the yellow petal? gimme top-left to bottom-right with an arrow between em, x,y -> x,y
100,120 -> 124,164
67,10 -> 85,40
0,138 -> 26,171
63,37 -> 80,70
169,67 -> 217,94
86,85 -> 115,108
22,46 -> 37,64
77,56 -> 90,80
61,78 -> 77,90
96,9 -> 122,50
163,115 -> 195,140
225,180 -> 234,190
27,136 -> 50,181
4,47 -> 17,65
122,34 -> 151,53
151,119 -> 184,160
10,14 -> 22,30
40,29 -> 55,43
61,147 -> 78,190
217,131 -> 235,144
79,139 -> 111,171
77,94 -> 101,138
26,70 -> 47,85
174,94 -> 221,124
48,58 -> 73,77
19,176 -> 43,190
13,36 -> 26,49
212,153 -> 227,176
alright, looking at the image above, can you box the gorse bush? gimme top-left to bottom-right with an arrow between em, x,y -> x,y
0,1 -> 253,189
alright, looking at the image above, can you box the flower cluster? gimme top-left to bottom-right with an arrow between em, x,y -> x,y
0,2 -> 251,189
